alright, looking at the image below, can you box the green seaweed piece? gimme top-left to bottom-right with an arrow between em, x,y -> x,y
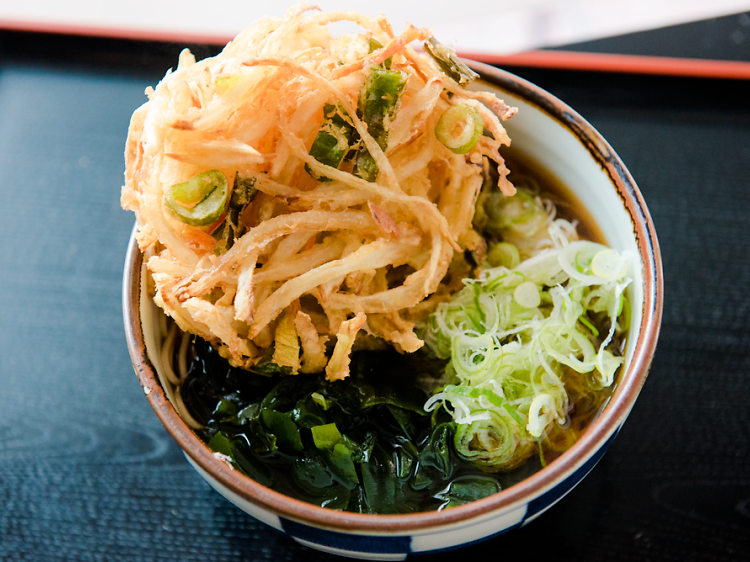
261,409 -> 304,452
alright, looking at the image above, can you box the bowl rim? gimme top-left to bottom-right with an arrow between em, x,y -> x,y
122,61 -> 663,534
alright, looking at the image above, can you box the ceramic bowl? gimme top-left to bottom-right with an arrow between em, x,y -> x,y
123,61 -> 663,560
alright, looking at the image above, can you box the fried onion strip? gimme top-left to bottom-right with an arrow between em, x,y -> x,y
249,238 -> 418,339
325,312 -> 366,381
180,210 -> 379,298
294,310 -> 330,374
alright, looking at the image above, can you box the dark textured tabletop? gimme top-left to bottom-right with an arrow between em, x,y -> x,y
1,12 -> 749,562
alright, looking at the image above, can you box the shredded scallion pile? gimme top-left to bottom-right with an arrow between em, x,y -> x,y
422,223 -> 632,470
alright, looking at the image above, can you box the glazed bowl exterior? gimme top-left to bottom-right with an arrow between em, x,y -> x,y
123,62 -> 663,560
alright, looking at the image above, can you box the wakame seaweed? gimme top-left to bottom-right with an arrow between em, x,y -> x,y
181,338 -> 538,513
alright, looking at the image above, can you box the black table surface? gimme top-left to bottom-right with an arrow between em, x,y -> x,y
1,12 -> 749,562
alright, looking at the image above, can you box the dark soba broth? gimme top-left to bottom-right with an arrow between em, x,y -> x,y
175,153 -> 623,514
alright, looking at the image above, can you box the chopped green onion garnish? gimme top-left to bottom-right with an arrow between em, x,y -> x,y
486,242 -> 520,269
435,103 -> 483,154
354,68 -> 407,181
306,103 -> 355,181
165,169 -> 229,226
513,281 -> 541,309
422,240 -> 632,469
579,315 -> 600,336
423,36 -> 478,85
591,249 -> 628,280
503,403 -> 525,428
212,173 -> 257,252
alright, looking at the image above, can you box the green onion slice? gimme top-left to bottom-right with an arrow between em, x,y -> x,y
591,249 -> 628,280
354,68 -> 407,181
435,103 -> 483,154
513,281 -> 541,309
306,103 -> 355,181
165,170 -> 229,226
486,242 -> 520,269
423,36 -> 478,86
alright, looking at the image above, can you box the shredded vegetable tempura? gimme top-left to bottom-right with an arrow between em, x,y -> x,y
122,4 -> 517,381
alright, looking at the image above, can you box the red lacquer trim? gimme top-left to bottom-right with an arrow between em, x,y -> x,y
4,17 -> 749,81
0,18 -> 232,45
461,49 -> 750,80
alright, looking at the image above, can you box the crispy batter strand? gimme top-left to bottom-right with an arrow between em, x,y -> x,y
294,310 -> 330,373
325,312 -> 367,381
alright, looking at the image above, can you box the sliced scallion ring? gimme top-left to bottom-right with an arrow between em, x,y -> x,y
486,242 -> 520,269
435,103 -> 483,154
513,281 -> 541,308
165,170 -> 229,226
591,249 -> 628,280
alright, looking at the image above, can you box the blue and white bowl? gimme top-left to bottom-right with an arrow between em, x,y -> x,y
123,62 -> 663,560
